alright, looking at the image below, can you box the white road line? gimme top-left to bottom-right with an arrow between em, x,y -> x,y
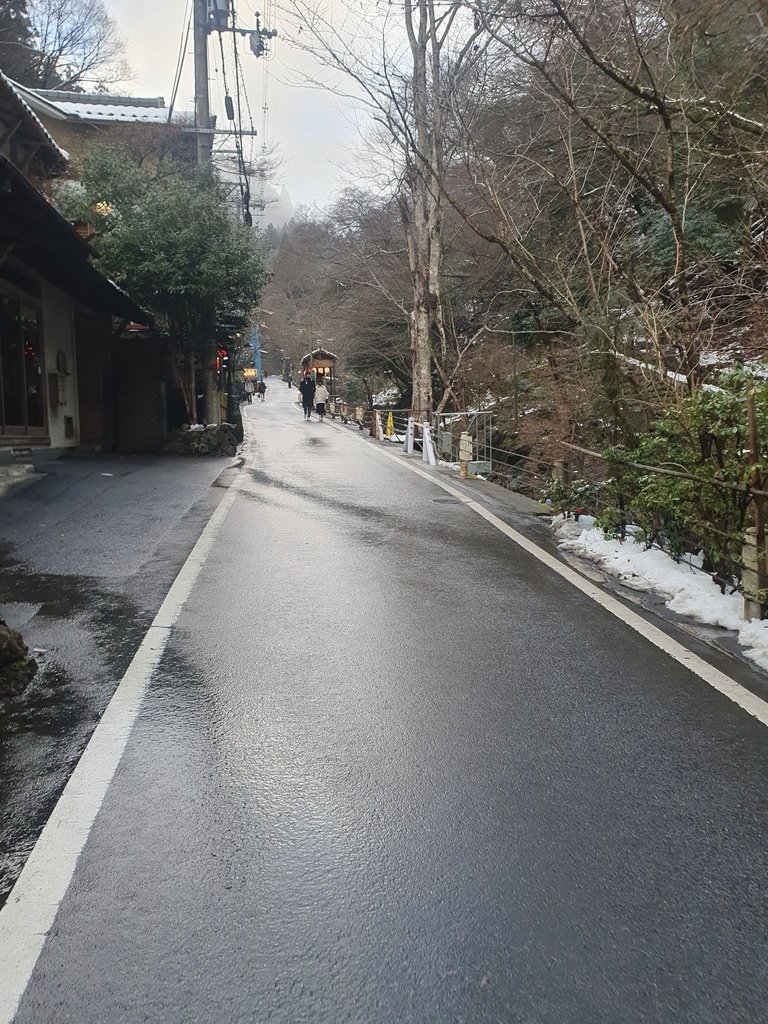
0,466 -> 246,1024
361,438 -> 768,728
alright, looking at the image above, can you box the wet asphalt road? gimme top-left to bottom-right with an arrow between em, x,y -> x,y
11,384 -> 768,1023
0,454 -> 228,903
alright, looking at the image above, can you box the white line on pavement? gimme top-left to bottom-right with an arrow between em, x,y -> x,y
361,437 -> 768,728
0,465 -> 246,1024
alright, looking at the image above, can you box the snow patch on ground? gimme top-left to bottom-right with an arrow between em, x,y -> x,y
553,516 -> 768,672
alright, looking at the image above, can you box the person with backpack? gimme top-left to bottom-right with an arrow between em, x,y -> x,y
257,379 -> 267,402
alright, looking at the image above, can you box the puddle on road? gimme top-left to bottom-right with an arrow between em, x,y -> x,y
0,601 -> 41,631
0,560 -> 151,907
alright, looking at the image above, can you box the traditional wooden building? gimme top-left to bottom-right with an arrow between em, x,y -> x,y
0,70 -> 153,452
10,85 -> 195,167
301,347 -> 338,396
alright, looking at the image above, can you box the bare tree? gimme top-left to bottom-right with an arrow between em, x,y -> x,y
280,0 -> 485,419
459,1 -> 768,385
26,0 -> 131,91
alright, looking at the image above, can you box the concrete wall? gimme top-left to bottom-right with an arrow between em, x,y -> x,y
41,282 -> 79,448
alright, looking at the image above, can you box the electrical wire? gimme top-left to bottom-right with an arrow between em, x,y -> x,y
217,29 -> 247,215
201,1 -> 275,225
168,0 -> 192,122
231,2 -> 263,226
254,0 -> 275,222
231,12 -> 255,158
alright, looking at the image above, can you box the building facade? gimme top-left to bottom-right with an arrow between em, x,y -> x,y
0,70 -> 151,452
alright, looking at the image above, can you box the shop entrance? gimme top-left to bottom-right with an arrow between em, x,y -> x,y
0,294 -> 46,439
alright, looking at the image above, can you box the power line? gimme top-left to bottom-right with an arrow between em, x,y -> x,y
231,5 -> 256,164
216,28 -> 248,218
254,0 -> 275,223
203,1 -> 278,224
168,0 -> 193,121
223,5 -> 255,225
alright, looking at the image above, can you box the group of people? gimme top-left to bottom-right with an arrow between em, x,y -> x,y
298,375 -> 329,422
243,372 -> 329,421
243,378 -> 267,404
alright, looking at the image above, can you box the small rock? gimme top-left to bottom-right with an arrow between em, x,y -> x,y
0,620 -> 38,696
0,655 -> 38,697
0,620 -> 26,669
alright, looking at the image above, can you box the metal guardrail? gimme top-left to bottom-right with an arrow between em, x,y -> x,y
338,400 -> 757,609
486,443 -> 546,493
433,412 -> 492,474
333,403 -> 545,489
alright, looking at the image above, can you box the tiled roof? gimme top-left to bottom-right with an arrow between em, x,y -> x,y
31,90 -> 174,124
0,72 -> 69,163
53,100 -> 172,123
302,348 -> 338,362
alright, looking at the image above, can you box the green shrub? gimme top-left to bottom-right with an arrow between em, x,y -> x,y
603,365 -> 768,586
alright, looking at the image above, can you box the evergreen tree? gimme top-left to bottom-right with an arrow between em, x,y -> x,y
0,1 -> 38,84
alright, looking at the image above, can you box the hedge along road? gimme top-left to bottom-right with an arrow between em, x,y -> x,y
1,379 -> 766,1024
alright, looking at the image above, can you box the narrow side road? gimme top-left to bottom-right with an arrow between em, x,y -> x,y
4,381 -> 767,1024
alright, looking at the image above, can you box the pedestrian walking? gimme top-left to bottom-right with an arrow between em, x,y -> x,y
257,379 -> 267,402
287,374 -> 293,388
315,380 -> 329,422
299,374 -> 316,420
244,379 -> 254,404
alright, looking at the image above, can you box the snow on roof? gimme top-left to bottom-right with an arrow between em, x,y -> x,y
302,347 -> 338,362
7,79 -> 70,121
52,100 -> 171,124
0,72 -> 69,164
27,90 -> 178,124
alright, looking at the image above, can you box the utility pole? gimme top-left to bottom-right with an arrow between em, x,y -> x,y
193,0 -> 213,166
191,0 -> 277,423
193,0 -> 219,422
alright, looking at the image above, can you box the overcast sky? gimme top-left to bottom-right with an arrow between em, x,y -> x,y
107,0 -> 362,208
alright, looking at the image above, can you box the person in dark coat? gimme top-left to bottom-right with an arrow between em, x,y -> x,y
299,375 -> 316,420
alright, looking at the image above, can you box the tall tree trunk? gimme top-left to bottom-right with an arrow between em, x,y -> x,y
172,349 -> 198,424
411,296 -> 433,422
202,304 -> 220,424
402,0 -> 448,422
